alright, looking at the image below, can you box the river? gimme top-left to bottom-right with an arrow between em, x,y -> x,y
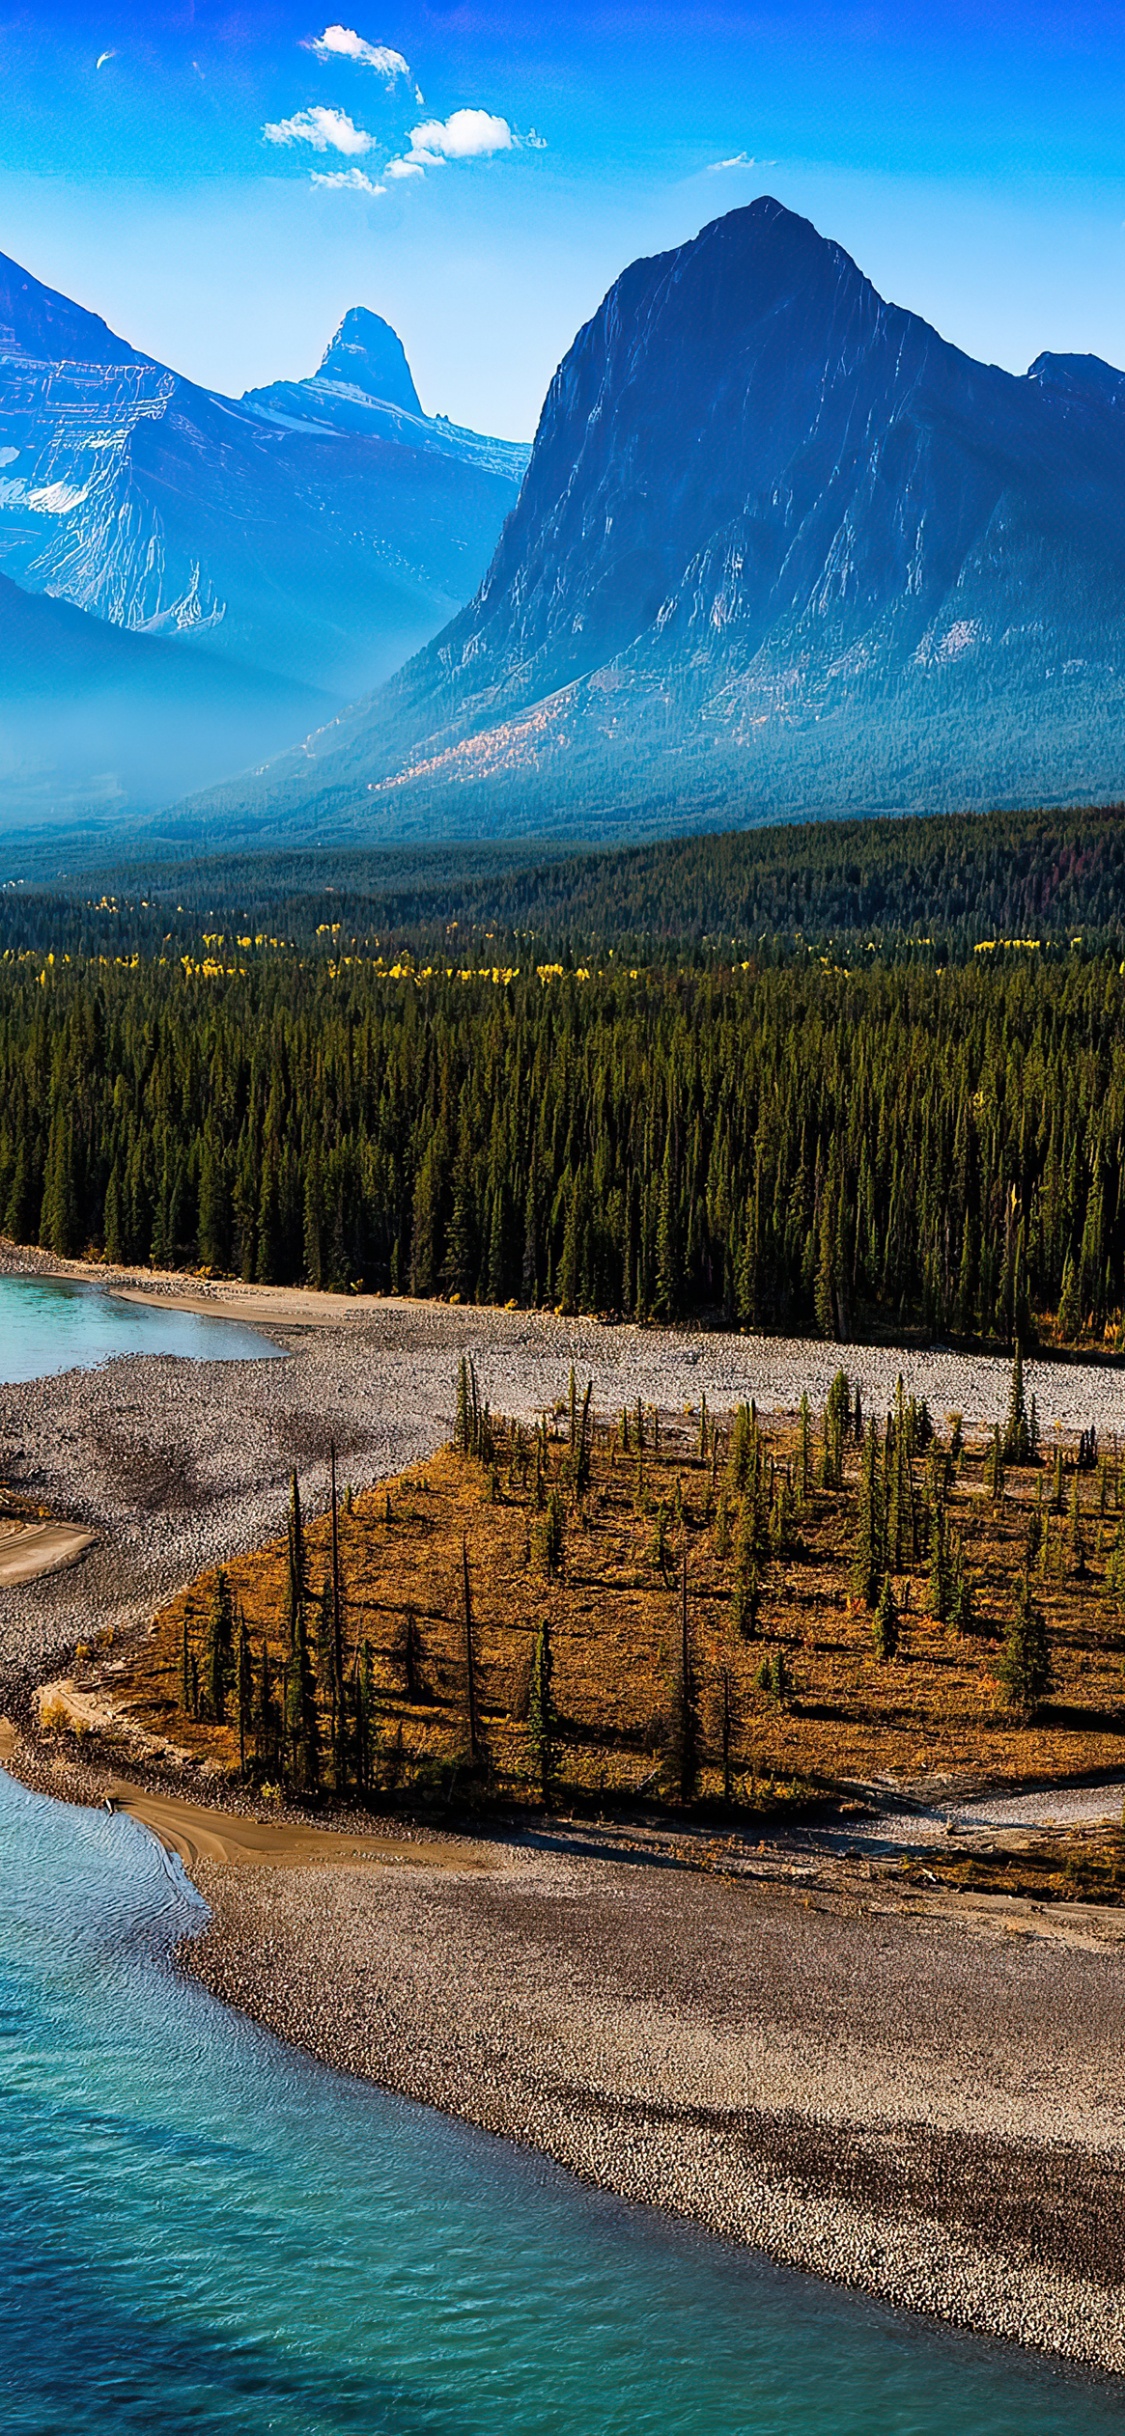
1,1764 -> 1120,2436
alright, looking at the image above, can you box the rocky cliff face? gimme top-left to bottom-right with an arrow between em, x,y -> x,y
204,198 -> 1125,840
0,253 -> 525,705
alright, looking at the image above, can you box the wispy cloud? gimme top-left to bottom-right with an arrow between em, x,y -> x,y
308,26 -> 410,83
707,151 -> 774,172
310,166 -> 386,193
95,48 -> 115,68
263,105 -> 374,156
385,106 -> 516,181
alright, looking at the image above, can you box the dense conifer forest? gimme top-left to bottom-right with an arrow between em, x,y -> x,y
3,929 -> 1125,1344
7,800 -> 1125,961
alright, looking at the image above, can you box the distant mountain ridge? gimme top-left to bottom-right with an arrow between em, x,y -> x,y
0,251 -> 526,703
190,198 -> 1125,842
0,250 -> 527,824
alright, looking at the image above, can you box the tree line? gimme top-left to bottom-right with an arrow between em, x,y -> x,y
4,949 -> 1125,1341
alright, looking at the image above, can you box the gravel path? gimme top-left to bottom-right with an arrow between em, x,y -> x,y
183,1822 -> 1125,2376
4,1248 -> 1125,1691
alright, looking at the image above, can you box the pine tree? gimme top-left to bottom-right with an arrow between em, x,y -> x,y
1002,1345 -> 1031,1463
257,1639 -> 278,1774
797,1393 -> 812,1501
528,1614 -> 558,1807
667,1551 -> 697,1801
284,1600 -> 320,1796
850,1419 -> 884,1608
356,1638 -> 378,1792
462,1535 -> 481,1766
1057,1250 -> 1081,1342
541,1487 -> 566,1581
873,1574 -> 900,1660
235,1610 -> 253,1773
927,1504 -> 953,1625
719,1666 -> 735,1802
181,1614 -> 194,1717
203,1568 -> 234,1722
1068,1475 -> 1088,1579
984,1427 -> 1005,1505
997,1577 -> 1052,1716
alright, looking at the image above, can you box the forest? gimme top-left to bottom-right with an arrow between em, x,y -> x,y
7,799 -> 1125,962
2,938 -> 1125,1344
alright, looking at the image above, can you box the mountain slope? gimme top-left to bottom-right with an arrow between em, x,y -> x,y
0,254 -> 526,704
0,571 -> 332,830
191,198 -> 1125,842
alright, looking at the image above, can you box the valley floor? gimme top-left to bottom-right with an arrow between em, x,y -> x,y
6,1245 -> 1125,2377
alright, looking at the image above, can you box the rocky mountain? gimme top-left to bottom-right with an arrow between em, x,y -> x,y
0,252 -> 526,707
243,306 -> 527,484
195,199 -> 1125,843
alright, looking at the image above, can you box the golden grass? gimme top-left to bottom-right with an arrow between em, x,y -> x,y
111,1396 -> 1125,1813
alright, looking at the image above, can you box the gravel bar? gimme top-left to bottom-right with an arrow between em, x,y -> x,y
185,1822 -> 1125,2377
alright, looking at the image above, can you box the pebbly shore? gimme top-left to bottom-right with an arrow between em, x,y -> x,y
4,1239 -> 1125,1694
183,1814 -> 1125,2377
6,1243 -> 1125,2379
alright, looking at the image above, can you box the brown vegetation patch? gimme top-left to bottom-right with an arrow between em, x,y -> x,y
105,1372 -> 1125,1824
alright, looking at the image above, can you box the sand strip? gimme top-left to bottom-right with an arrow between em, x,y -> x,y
103,1782 -> 494,1874
0,1521 -> 95,1587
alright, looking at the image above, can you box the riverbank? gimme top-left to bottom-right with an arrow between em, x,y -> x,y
6,1718 -> 1125,2380
5,1237 -> 1125,1699
120,1759 -> 1125,2379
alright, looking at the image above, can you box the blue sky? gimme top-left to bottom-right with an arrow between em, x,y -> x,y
1,4 -> 1124,438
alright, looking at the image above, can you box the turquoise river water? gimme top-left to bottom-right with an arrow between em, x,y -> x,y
2,1273 -> 1122,2430
1,1764 -> 1122,2436
0,1271 -> 280,1382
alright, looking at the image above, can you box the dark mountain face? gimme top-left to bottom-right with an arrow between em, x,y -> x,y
0,249 -> 524,709
200,198 -> 1125,842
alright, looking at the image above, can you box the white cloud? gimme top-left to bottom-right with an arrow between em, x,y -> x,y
310,167 -> 386,193
707,152 -> 773,172
407,107 -> 514,162
385,156 -> 425,179
524,127 -> 548,149
263,105 -> 374,155
308,26 -> 410,82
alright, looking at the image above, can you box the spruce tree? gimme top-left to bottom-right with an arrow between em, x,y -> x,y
528,1614 -> 558,1807
797,1393 -> 812,1501
667,1551 -> 697,1801
997,1577 -> 1052,1717
284,1600 -> 320,1795
462,1535 -> 481,1766
235,1610 -> 253,1773
873,1574 -> 900,1660
203,1568 -> 234,1723
927,1504 -> 953,1625
850,1419 -> 884,1608
1003,1346 -> 1031,1463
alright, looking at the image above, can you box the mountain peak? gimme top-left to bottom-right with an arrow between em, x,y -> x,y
316,307 -> 422,416
0,246 -> 142,367
1028,350 -> 1125,408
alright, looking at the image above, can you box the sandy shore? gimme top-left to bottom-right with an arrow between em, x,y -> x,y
4,1238 -> 1125,1698
173,1804 -> 1125,2376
